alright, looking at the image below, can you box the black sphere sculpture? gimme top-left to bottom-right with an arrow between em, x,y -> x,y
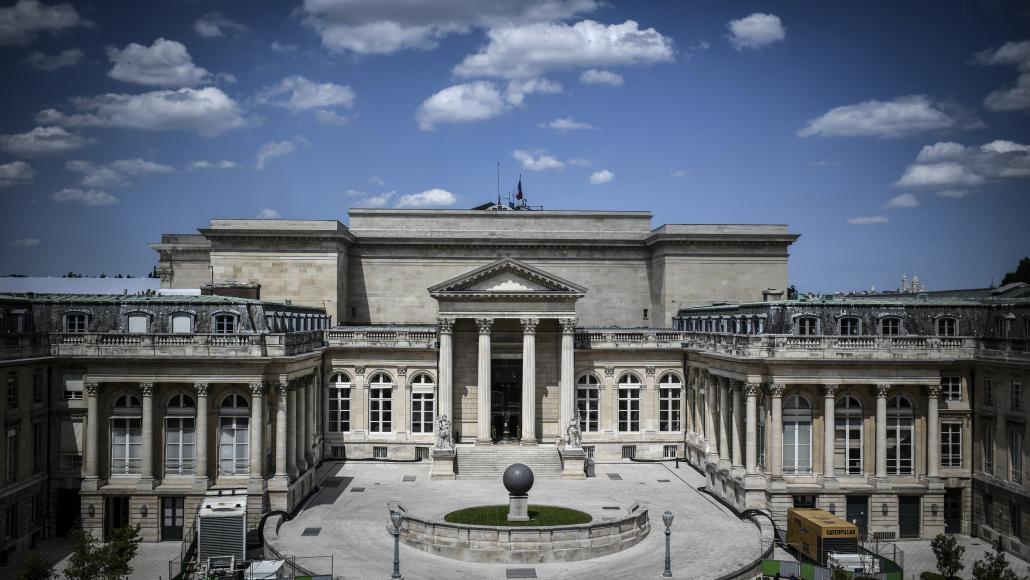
502,463 -> 534,496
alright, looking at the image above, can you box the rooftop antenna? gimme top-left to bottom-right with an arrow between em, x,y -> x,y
496,161 -> 501,207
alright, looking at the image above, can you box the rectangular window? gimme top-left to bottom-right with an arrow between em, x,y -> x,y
217,416 -> 249,476
127,314 -> 148,334
576,387 -> 599,433
839,317 -> 860,336
618,388 -> 640,432
881,318 -> 901,336
171,314 -> 192,334
659,387 -> 681,432
985,377 -> 994,406
369,388 -> 392,433
373,446 -> 388,459
937,318 -> 957,336
1012,381 -> 1023,411
328,386 -> 351,433
583,445 -> 595,459
110,418 -> 142,475
6,503 -> 16,539
330,446 -> 345,459
415,447 -> 429,461
1012,501 -> 1024,541
165,417 -> 196,476
621,445 -> 636,460
983,493 -> 994,528
213,314 -> 236,334
984,425 -> 995,476
663,444 -> 677,459
6,373 -> 16,408
941,422 -> 962,468
797,318 -> 818,336
65,313 -> 87,333
32,370 -> 42,404
793,495 -> 817,509
63,374 -> 83,400
59,419 -> 83,469
941,377 -> 962,401
6,429 -> 16,483
410,392 -> 434,434
32,421 -> 44,474
1010,426 -> 1023,485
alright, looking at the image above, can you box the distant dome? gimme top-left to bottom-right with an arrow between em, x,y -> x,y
502,463 -> 534,496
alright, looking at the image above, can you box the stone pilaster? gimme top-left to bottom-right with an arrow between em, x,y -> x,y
249,383 -> 266,490
559,318 -> 577,442
927,384 -> 941,479
521,318 -> 538,443
718,377 -> 730,469
193,383 -> 209,490
83,382 -> 100,490
437,318 -> 454,422
744,383 -> 759,474
769,384 -> 785,478
286,386 -> 297,479
305,375 -> 315,466
274,382 -> 288,478
875,384 -> 890,480
476,318 -> 493,442
296,378 -> 308,472
138,383 -> 155,490
823,384 -> 839,484
731,380 -> 743,468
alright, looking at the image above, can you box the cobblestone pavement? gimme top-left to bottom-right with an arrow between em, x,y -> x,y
271,461 -> 767,580
896,536 -> 1030,579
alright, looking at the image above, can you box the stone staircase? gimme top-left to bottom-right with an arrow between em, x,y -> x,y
455,444 -> 564,480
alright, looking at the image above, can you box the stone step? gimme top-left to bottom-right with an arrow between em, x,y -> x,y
455,445 -> 563,480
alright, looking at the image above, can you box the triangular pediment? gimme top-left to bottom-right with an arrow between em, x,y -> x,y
428,259 -> 587,298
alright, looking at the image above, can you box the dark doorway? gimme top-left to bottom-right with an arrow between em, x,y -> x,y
945,488 -> 963,534
846,496 -> 869,538
54,489 -> 80,536
161,497 -> 185,541
104,496 -> 130,541
898,496 -> 921,539
491,359 -> 522,442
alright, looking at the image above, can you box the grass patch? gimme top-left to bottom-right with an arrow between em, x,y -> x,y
443,505 -> 592,527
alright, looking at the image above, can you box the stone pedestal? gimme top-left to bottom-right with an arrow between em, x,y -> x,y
430,448 -> 456,480
508,494 -> 529,522
561,447 -> 587,480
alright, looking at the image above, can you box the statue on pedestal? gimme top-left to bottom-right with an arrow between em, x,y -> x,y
566,414 -> 582,449
434,414 -> 453,449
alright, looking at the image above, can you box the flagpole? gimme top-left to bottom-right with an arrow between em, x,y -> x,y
497,161 -> 501,207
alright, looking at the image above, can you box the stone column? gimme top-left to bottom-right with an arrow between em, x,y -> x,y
476,318 -> 493,442
286,386 -> 297,479
745,383 -> 759,474
296,379 -> 307,472
876,384 -> 890,479
600,366 -> 615,434
731,381 -> 743,468
927,383 -> 941,478
249,383 -> 265,483
718,377 -> 730,465
305,375 -> 315,465
274,382 -> 288,478
312,370 -> 321,458
770,384 -> 785,478
193,383 -> 209,487
644,367 -> 657,433
84,382 -> 100,482
559,318 -> 577,442
703,373 -> 717,457
521,318 -> 538,443
437,318 -> 454,422
139,383 -> 155,489
823,384 -> 838,479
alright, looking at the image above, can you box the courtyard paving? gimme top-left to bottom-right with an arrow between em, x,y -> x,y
271,460 -> 769,579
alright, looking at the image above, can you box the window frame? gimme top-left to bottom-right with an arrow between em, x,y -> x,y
212,312 -> 239,334
1010,425 -> 1023,485
327,372 -> 352,433
169,312 -> 194,334
1011,380 -> 1023,411
617,373 -> 641,433
940,421 -> 962,469
409,372 -> 435,435
217,393 -> 249,476
796,316 -> 820,336
936,317 -> 958,337
576,373 -> 600,433
879,316 -> 903,336
782,394 -> 813,475
984,424 -> 995,476
834,395 -> 863,476
940,376 -> 962,402
64,312 -> 88,333
368,372 -> 393,434
125,311 -> 151,334
886,395 -> 914,476
164,393 -> 196,476
658,373 -> 682,433
838,316 -> 861,336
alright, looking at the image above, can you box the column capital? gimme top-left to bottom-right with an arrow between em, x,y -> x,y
645,366 -> 656,377
249,382 -> 266,397
604,365 -> 615,377
769,383 -> 786,397
193,382 -> 209,397
140,383 -> 154,397
520,318 -> 539,334
823,384 -> 839,397
276,381 -> 289,396
559,318 -> 579,334
927,384 -> 942,398
85,382 -> 99,396
476,318 -> 494,333
437,317 -> 454,334
354,365 -> 365,376
397,366 -> 407,377
875,383 -> 891,398
744,383 -> 761,396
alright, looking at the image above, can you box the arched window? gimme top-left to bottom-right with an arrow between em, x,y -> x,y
165,393 -> 196,475
111,394 -> 142,475
410,373 -> 434,434
213,313 -> 237,334
64,312 -> 88,333
576,374 -> 600,433
368,372 -> 393,433
127,313 -> 149,334
658,373 -> 682,432
327,372 -> 352,433
170,313 -> 193,334
839,317 -> 861,336
834,396 -> 863,476
797,316 -> 819,336
617,373 -> 641,432
937,317 -> 958,337
886,396 -> 914,475
880,316 -> 902,336
218,393 -> 249,475
782,395 -> 812,475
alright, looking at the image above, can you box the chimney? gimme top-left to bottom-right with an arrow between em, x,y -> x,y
762,288 -> 784,302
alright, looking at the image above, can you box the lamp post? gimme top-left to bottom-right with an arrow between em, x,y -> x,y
662,510 -> 675,578
390,509 -> 405,579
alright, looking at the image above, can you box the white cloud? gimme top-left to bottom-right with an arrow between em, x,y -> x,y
256,75 -> 356,111
882,193 -> 919,209
974,40 -> 1030,112
194,13 -> 247,39
579,69 -> 623,86
66,160 -> 128,188
395,188 -> 457,208
416,81 -> 506,130
726,13 -> 785,51
981,140 -> 1030,154
671,169 -> 687,177
356,191 -> 396,207
5,237 -> 41,248
315,110 -> 349,125
589,169 -> 614,184
895,139 -> 1030,188
271,41 -> 298,53
0,161 -> 35,187
798,95 -> 955,138
936,189 -> 970,199
566,157 -> 590,166
112,158 -> 174,175
106,38 -> 215,87
0,0 -> 89,45
895,162 -> 984,187
52,188 -> 118,206
255,140 -> 299,170
539,117 -> 593,131
846,216 -> 889,225
454,20 -> 673,80
37,87 -> 248,136
190,160 -> 236,170
256,208 -> 281,219
513,149 -> 565,171
504,78 -> 562,106
24,47 -> 82,70
300,0 -> 600,55
369,176 -> 385,186
0,126 -> 92,156
915,141 -> 967,162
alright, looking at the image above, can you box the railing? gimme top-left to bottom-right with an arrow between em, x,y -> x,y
976,337 -> 1030,361
574,328 -> 689,349
48,331 -> 324,358
681,331 -> 980,360
325,326 -> 437,349
0,332 -> 51,360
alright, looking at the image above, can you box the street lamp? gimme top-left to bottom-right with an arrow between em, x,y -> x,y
390,509 -> 405,580
662,510 -> 675,578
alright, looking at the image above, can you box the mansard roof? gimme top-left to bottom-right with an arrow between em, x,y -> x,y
428,258 -> 587,300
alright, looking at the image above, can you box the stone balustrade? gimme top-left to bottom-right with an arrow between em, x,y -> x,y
683,331 -> 979,360
0,332 -> 51,360
573,328 -> 688,350
324,325 -> 438,349
47,331 -> 324,358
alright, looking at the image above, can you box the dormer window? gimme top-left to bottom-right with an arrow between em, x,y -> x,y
937,317 -> 957,337
127,313 -> 149,334
880,317 -> 902,336
797,317 -> 819,336
839,317 -> 861,336
213,314 -> 237,334
171,313 -> 193,334
64,313 -> 87,333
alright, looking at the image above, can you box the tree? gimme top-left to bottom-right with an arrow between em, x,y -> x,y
931,533 -> 965,579
63,526 -> 141,580
17,550 -> 56,580
1001,257 -> 1030,286
972,539 -> 1020,580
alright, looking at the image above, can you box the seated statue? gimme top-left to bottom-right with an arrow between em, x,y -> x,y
434,414 -> 454,450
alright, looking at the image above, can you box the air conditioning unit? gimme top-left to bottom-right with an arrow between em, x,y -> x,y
198,494 -> 247,572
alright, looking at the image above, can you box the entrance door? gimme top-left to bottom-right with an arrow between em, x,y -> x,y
898,496 -> 921,538
104,496 -> 130,541
161,497 -> 185,541
944,488 -> 962,534
846,496 -> 869,539
55,489 -> 80,536
490,359 -> 522,441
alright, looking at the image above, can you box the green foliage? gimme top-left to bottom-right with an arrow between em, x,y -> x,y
1001,257 -> 1030,286
921,572 -> 945,580
16,550 -> 56,580
63,526 -> 142,580
972,539 -> 1020,580
444,504 -> 592,526
931,533 -> 965,579
831,568 -> 852,580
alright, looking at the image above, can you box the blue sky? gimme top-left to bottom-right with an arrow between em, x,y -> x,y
0,0 -> 1028,292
